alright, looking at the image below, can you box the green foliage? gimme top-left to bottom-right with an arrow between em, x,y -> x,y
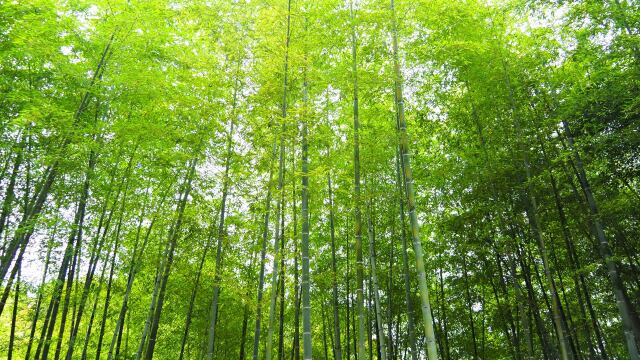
0,0 -> 638,359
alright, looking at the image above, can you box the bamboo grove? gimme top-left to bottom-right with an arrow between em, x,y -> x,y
0,0 -> 639,359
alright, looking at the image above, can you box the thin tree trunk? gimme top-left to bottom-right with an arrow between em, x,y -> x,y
240,222 -> 260,360
108,199 -> 164,360
80,255 -> 109,360
516,238 -> 552,360
483,254 -> 517,360
95,189 -> 130,360
266,122 -> 287,360
66,149 -> 136,360
24,225 -> 55,360
54,218 -> 83,360
144,159 -> 197,360
265,1 -> 292,355
367,201 -> 387,360
538,135 -> 601,359
390,1 -> 438,357
345,219 -> 351,360
300,38 -> 313,360
206,69 -> 240,359
466,86 -> 520,359
179,232 -> 211,360
253,2 -> 291,352
394,307 -> 401,360
252,141 -> 278,360
462,253 -> 479,359
352,274 -> 358,360
69,228 -> 82,349
495,249 -> 521,359
349,3 -> 366,359
367,276 -> 374,360
124,307 -> 130,358
278,163 -> 288,360
37,149 -> 97,360
291,151 -> 300,360
56,113 -> 105,359
0,231 -> 27,318
439,266 -> 451,360
327,173 -> 342,360
515,251 -> 533,360
562,119 -> 640,359
387,214 -> 395,360
395,149 -> 418,360
135,244 -> 166,360
0,135 -> 25,242
501,57 -> 572,359
322,302 -> 329,360
240,301 -> 251,360
8,266 -> 20,360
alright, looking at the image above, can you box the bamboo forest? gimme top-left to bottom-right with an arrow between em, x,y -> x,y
1,0 -> 640,359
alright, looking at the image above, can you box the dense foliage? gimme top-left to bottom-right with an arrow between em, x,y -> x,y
0,0 -> 639,359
